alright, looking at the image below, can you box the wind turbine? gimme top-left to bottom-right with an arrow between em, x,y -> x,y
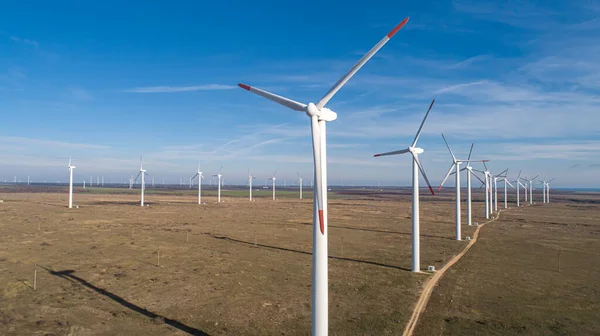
492,169 -> 508,212
474,163 -> 492,219
460,145 -> 487,226
248,169 -> 256,201
134,156 -> 148,207
212,166 -> 223,203
237,17 -> 410,335
513,170 -> 525,207
521,175 -> 538,205
545,178 -> 555,203
439,137 -> 487,239
374,99 -> 436,271
499,170 -> 514,208
68,157 -> 76,209
269,170 -> 277,201
298,172 -> 303,200
191,164 -> 204,204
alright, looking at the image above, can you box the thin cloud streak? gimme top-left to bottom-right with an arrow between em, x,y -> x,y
124,84 -> 237,93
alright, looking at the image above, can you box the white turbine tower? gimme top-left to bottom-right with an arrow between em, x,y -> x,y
461,145 -> 487,226
68,157 -> 76,209
513,170 -> 522,207
191,164 -> 204,204
499,170 -> 514,208
374,99 -> 436,272
248,169 -> 256,201
134,157 -> 148,207
474,163 -> 492,219
298,172 -> 303,200
269,170 -> 277,201
213,166 -> 223,203
545,178 -> 555,203
238,17 -> 409,335
438,137 -> 486,239
492,169 -> 508,212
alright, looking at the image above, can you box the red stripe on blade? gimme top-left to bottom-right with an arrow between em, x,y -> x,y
429,186 -> 435,195
373,154 -> 381,157
387,17 -> 409,38
238,83 -> 251,91
318,210 -> 324,235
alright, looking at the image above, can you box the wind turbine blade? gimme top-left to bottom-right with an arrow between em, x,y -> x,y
316,18 -> 409,109
497,168 -> 508,177
440,133 -> 457,162
273,170 -> 277,177
506,180 -> 515,188
191,173 -> 199,180
412,152 -> 434,195
134,171 -> 141,182
472,172 -> 485,185
467,143 -> 474,161
373,148 -> 410,157
548,178 -> 555,183
482,161 -> 489,171
517,170 -> 522,180
438,163 -> 456,191
219,166 -> 223,174
68,156 -> 72,167
411,99 -> 435,147
310,115 -> 325,234
238,84 -> 306,111
532,175 -> 539,180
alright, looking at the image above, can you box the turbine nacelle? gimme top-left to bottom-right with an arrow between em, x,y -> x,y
409,146 -> 424,155
306,103 -> 338,122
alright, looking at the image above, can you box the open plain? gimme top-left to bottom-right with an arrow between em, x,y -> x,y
0,186 -> 599,335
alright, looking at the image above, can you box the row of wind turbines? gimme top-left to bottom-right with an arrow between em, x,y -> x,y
59,17 -> 556,336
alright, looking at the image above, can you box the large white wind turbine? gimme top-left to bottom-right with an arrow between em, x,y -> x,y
298,172 -> 303,200
212,166 -> 223,203
269,170 -> 277,201
134,156 -> 148,207
248,169 -> 256,201
374,99 -> 436,271
191,164 -> 204,204
238,17 -> 409,335
68,157 -> 76,209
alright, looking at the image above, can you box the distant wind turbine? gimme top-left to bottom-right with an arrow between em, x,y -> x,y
298,172 -> 303,200
134,156 -> 148,206
212,166 -> 223,203
68,157 -> 76,209
248,169 -> 256,201
191,164 -> 204,204
269,170 -> 277,200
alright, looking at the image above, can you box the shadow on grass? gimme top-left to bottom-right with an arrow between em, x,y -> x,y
41,266 -> 210,336
283,221 -> 454,241
209,234 -> 412,272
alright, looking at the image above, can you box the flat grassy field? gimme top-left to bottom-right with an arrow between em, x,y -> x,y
0,186 -> 598,335
414,191 -> 600,336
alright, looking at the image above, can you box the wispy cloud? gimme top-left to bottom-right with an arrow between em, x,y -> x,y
10,35 -> 39,48
0,136 -> 108,149
124,84 -> 237,93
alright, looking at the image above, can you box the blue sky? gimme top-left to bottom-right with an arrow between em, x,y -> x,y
1,0 -> 599,187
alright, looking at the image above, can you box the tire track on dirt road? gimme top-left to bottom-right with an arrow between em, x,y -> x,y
402,211 -> 503,336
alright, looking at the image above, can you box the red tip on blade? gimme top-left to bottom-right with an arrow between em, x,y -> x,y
373,154 -> 381,157
437,186 -> 443,192
238,83 -> 251,91
387,17 -> 409,38
481,160 -> 490,162
429,186 -> 435,195
318,210 -> 325,235
429,99 -> 435,109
